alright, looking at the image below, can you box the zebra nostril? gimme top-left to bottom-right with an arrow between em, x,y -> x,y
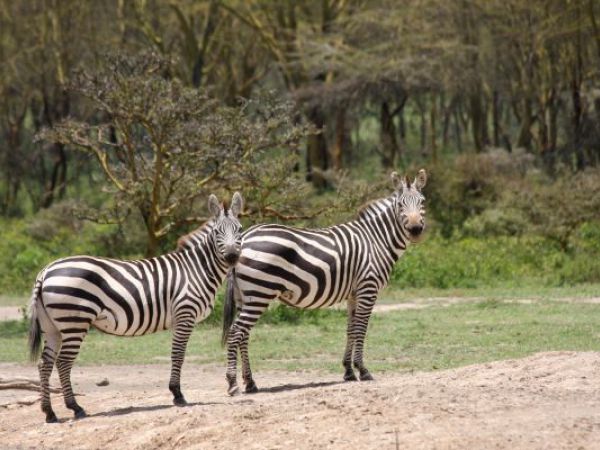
409,225 -> 423,236
224,253 -> 239,265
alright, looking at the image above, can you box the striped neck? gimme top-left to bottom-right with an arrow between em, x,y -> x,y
176,220 -> 215,252
176,220 -> 230,280
355,196 -> 410,258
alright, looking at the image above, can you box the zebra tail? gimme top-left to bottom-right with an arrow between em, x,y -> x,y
221,269 -> 237,347
28,273 -> 44,362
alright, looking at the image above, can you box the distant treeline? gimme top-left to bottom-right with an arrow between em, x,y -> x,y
1,1 -> 599,246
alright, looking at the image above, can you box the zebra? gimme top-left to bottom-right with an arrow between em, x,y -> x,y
222,170 -> 427,395
28,192 -> 244,422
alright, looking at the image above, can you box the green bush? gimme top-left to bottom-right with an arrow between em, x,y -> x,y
0,212 -> 142,295
391,225 -> 600,289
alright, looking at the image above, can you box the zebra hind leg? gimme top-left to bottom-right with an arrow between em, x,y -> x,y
169,316 -> 195,406
56,357 -> 86,419
226,301 -> 269,396
57,330 -> 89,419
225,323 -> 244,396
38,334 -> 61,423
240,334 -> 257,393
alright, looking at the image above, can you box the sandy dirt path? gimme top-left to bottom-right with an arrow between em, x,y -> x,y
1,351 -> 599,449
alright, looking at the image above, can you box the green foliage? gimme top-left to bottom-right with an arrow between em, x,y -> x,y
37,53 -> 314,255
0,212 -> 140,295
426,149 -> 534,237
392,225 -> 600,289
260,303 -> 345,325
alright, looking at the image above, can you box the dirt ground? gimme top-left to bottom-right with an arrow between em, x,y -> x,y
1,351 -> 599,449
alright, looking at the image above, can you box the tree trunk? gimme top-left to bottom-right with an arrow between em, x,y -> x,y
430,95 -> 438,162
305,106 -> 329,189
516,98 -> 533,150
2,120 -> 24,215
417,96 -> 427,154
380,101 -> 399,168
470,91 -> 488,152
442,95 -> 457,148
453,108 -> 463,152
331,107 -> 348,170
41,143 -> 67,209
492,90 -> 500,147
548,94 -> 558,153
572,3 -> 585,170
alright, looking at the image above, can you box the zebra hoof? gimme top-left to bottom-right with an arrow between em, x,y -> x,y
173,396 -> 188,407
360,371 -> 374,381
74,408 -> 87,419
45,412 -> 59,423
344,372 -> 358,382
227,385 -> 240,396
244,381 -> 258,394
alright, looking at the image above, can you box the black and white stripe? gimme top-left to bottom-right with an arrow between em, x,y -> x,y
28,193 -> 244,422
222,171 -> 427,395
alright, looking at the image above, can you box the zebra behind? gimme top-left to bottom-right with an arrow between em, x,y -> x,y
222,171 -> 427,395
29,192 -> 244,423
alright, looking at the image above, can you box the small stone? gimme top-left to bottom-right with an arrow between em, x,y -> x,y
96,378 -> 110,387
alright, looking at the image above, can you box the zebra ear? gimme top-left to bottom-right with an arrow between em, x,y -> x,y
208,194 -> 222,218
413,169 -> 427,191
391,171 -> 403,192
230,192 -> 244,217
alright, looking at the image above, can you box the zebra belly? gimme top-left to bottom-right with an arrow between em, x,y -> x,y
236,262 -> 348,309
91,312 -> 172,336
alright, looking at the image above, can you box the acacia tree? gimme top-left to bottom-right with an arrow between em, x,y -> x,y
38,53 -> 312,255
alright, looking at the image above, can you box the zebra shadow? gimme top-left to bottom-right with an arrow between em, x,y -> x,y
90,401 -> 224,418
255,380 -> 343,394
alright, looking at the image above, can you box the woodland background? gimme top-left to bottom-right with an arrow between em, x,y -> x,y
1,0 -> 600,295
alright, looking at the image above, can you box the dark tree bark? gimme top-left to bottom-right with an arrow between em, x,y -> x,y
331,107 -> 350,170
516,97 -> 533,150
470,90 -> 489,152
305,106 -> 329,189
380,101 -> 399,168
492,90 -> 501,147
572,3 -> 585,170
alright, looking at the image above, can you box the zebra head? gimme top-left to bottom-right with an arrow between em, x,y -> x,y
391,169 -> 427,243
208,192 -> 244,266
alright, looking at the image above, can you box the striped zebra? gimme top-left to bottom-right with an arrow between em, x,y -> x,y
222,171 -> 427,395
28,193 -> 244,422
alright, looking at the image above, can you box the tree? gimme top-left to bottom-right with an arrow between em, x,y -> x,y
38,53 -> 312,255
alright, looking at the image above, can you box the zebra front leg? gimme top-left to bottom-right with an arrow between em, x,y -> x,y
343,299 -> 357,381
352,296 -> 376,381
240,333 -> 257,393
169,317 -> 195,406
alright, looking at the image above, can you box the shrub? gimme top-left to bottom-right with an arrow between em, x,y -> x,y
391,229 -> 600,289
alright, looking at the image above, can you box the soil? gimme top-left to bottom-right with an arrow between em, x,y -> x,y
1,351 -> 599,449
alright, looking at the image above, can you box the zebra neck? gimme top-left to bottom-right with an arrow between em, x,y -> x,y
183,238 -> 229,283
355,196 -> 409,259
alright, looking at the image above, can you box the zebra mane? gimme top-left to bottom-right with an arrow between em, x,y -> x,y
175,220 -> 215,252
357,196 -> 394,220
